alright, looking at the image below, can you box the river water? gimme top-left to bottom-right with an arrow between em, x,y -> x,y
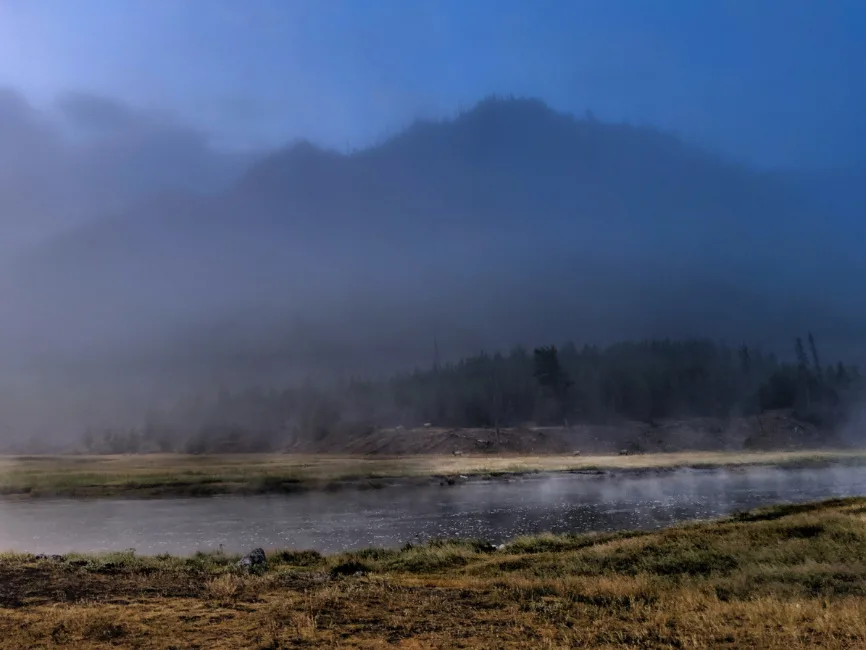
1,466 -> 865,555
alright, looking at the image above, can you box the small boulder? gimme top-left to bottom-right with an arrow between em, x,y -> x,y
238,547 -> 268,573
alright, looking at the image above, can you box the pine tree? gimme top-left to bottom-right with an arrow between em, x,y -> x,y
533,346 -> 573,424
795,337 -> 812,409
808,332 -> 823,384
739,344 -> 751,375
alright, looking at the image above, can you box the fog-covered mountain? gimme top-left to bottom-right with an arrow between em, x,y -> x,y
0,88 -> 252,253
6,97 -> 866,406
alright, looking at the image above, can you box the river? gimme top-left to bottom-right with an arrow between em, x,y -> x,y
1,466 -> 864,555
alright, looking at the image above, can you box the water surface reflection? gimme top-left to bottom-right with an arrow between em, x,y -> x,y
1,466 -> 864,555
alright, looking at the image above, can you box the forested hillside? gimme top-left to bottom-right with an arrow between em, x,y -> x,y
81,335 -> 863,455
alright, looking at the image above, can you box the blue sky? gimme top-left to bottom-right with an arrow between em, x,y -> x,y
1,0 -> 864,168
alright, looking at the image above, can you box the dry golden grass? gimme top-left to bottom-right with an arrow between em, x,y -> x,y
2,498 -> 866,647
1,449 -> 864,498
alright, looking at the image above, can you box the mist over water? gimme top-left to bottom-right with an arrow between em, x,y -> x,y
0,2 -> 864,444
2,467 -> 864,555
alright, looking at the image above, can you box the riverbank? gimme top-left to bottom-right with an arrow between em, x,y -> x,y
2,450 -> 866,499
2,497 -> 866,648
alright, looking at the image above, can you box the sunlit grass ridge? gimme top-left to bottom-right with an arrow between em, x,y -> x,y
2,449 -> 866,498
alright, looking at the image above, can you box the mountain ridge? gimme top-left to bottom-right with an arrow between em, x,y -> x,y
7,96 -> 865,383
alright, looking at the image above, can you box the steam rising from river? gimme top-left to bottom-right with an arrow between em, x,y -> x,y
2,467 -> 864,555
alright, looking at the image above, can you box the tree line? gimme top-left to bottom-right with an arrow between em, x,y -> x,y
82,334 -> 862,453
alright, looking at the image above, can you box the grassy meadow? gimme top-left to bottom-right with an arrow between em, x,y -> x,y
2,449 -> 866,499
2,498 -> 866,647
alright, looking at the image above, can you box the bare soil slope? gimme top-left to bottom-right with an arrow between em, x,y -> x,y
302,410 -> 824,456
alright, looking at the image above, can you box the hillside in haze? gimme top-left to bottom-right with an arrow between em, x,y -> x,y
3,97 -> 866,439
0,89 -> 251,255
